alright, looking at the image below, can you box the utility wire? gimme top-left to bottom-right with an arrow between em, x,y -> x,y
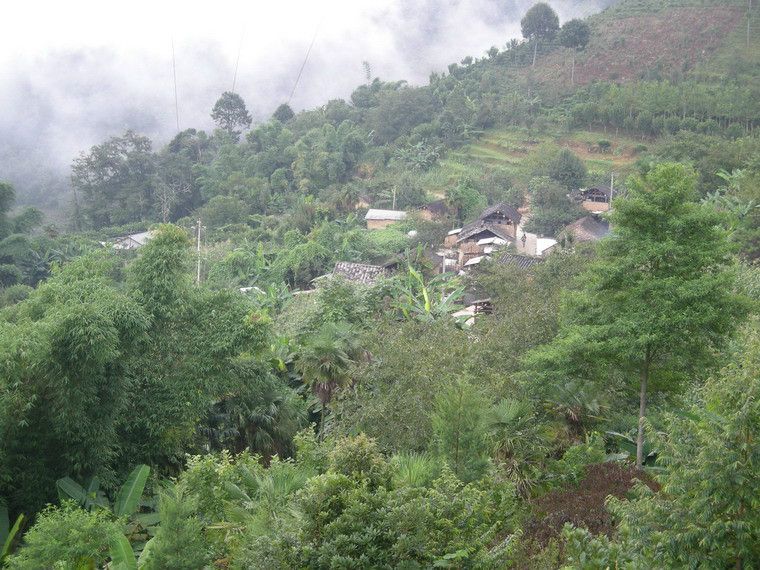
232,26 -> 245,93
288,18 -> 323,104
171,37 -> 180,131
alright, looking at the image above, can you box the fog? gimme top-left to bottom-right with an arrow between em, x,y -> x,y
0,0 -> 613,207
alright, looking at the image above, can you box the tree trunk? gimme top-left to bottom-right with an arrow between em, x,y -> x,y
318,405 -> 326,442
636,351 -> 651,469
532,41 -> 538,67
571,54 -> 576,86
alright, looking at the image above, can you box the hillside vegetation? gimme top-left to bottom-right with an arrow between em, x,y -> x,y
0,0 -> 759,568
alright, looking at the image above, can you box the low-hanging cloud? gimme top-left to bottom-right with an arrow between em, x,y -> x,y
0,0 -> 613,206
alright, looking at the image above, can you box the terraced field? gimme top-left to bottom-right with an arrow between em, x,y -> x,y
449,128 -> 643,176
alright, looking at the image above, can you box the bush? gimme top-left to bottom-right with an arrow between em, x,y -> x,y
6,503 -> 121,569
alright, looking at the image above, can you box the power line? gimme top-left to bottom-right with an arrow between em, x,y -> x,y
171,37 -> 180,131
231,27 -> 245,93
288,18 -> 323,104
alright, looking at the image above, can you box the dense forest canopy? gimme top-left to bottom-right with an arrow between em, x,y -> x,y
1,0 -> 759,567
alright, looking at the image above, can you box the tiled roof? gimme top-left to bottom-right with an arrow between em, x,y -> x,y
497,253 -> 545,270
456,222 -> 513,243
479,202 -> 522,224
564,216 -> 610,242
332,262 -> 390,284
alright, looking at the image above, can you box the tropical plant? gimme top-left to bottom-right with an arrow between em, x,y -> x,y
296,321 -> 361,440
392,265 -> 465,322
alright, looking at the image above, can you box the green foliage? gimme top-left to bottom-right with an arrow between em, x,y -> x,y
605,322 -> 760,568
211,91 -> 252,139
328,434 -> 391,489
446,179 -> 487,222
524,176 -> 584,235
487,399 -> 551,496
128,224 -> 192,320
527,163 -> 748,467
521,3 -> 560,42
114,465 -> 151,518
432,379 -> 491,482
5,503 -> 122,569
547,148 -> 587,191
71,131 -> 156,228
391,265 -> 465,322
333,319 -> 474,451
140,485 -> 212,570
559,19 -> 591,51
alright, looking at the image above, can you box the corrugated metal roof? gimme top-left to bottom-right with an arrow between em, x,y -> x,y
364,209 -> 407,221
464,255 -> 488,266
536,238 -> 558,256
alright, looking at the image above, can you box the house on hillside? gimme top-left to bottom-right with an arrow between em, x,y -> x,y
112,230 -> 154,250
574,186 -> 612,213
515,230 -> 558,258
441,202 -> 522,270
497,253 -> 546,270
561,215 -> 610,245
365,209 -> 407,230
329,261 -> 393,285
419,199 -> 450,221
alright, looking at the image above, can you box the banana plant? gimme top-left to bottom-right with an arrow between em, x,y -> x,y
57,466 -> 155,568
392,265 -> 465,322
56,464 -> 150,518
0,505 -> 25,565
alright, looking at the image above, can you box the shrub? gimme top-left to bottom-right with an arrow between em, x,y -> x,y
6,503 -> 121,569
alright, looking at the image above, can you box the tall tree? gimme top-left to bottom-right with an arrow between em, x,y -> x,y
272,103 -> 295,123
559,19 -> 591,85
528,163 -> 747,468
296,321 -> 359,440
211,92 -> 253,140
70,131 -> 156,228
521,3 -> 560,67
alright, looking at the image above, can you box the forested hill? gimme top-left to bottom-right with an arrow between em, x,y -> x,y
0,1 -> 759,568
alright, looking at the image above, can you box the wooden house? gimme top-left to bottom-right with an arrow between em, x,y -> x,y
419,199 -> 450,221
577,186 -> 611,213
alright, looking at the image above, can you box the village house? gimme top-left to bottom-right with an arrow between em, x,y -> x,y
111,230 -> 154,250
328,261 -> 393,285
574,186 -> 612,213
443,203 -> 522,268
418,199 -> 450,221
365,209 -> 407,230
515,230 -> 558,258
560,214 -> 611,245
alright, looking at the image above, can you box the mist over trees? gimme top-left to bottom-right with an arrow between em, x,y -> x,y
1,0 -> 759,567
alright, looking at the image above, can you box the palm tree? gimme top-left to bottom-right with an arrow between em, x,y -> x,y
296,322 -> 359,440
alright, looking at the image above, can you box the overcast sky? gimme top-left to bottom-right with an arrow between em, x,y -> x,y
0,0 -> 611,200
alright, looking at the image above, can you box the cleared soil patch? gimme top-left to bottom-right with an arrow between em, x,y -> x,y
524,462 -> 659,548
536,6 -> 745,87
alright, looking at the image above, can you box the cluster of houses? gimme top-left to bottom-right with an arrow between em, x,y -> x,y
324,185 -> 613,293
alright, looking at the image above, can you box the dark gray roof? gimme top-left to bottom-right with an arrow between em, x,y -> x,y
497,253 -> 545,270
332,262 -> 390,284
479,202 -> 522,224
583,186 -> 611,199
564,216 -> 610,242
456,222 -> 513,243
421,199 -> 449,216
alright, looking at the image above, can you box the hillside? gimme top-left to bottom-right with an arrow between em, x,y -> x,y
0,1 -> 759,568
536,4 -> 750,86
